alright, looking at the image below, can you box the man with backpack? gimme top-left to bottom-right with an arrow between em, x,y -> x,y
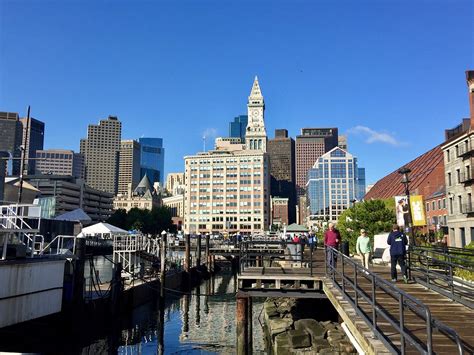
387,224 -> 409,283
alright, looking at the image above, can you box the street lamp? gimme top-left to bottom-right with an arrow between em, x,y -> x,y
398,167 -> 414,244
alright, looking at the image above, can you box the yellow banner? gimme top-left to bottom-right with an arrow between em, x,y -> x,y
410,195 -> 426,226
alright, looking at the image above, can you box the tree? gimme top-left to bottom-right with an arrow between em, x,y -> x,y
337,199 -> 396,253
107,206 -> 175,236
107,209 -> 128,230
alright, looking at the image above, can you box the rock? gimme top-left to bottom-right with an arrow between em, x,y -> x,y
312,338 -> 331,352
339,341 -> 356,353
294,319 -> 326,340
274,333 -> 291,355
287,329 -> 311,349
269,318 -> 293,338
327,333 -> 345,346
264,302 -> 279,318
318,348 -> 340,354
327,329 -> 344,338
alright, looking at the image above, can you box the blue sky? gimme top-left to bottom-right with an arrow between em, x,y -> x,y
1,0 -> 473,184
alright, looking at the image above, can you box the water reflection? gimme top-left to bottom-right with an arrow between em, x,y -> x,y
118,266 -> 266,354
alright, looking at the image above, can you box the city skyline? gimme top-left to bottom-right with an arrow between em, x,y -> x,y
1,1 -> 472,185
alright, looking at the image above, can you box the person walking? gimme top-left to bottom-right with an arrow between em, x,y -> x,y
356,229 -> 371,271
324,223 -> 341,270
387,224 -> 409,283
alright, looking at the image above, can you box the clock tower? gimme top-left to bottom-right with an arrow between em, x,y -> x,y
246,76 -> 267,152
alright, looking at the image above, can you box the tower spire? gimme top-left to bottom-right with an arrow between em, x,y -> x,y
249,76 -> 263,101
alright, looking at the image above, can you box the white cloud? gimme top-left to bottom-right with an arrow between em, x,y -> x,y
348,125 -> 405,146
202,127 -> 218,139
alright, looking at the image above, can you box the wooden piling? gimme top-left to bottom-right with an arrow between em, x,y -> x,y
236,292 -> 249,355
184,234 -> 191,272
73,236 -> 86,307
196,234 -> 202,267
205,234 -> 210,271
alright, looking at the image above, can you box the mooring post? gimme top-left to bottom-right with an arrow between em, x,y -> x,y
110,261 -> 123,316
157,231 -> 167,355
73,236 -> 86,307
184,234 -> 191,273
236,291 -> 249,355
205,234 -> 211,271
248,296 -> 253,355
196,233 -> 202,267
183,294 -> 190,333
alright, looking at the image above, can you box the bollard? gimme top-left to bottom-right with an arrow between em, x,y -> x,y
236,292 -> 249,355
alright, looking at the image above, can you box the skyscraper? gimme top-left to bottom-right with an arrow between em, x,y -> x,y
20,117 -> 45,175
80,115 -> 122,195
35,149 -> 84,178
229,115 -> 248,143
306,147 -> 360,222
0,112 -> 22,175
267,129 -> 296,223
356,167 -> 366,201
138,137 -> 165,186
118,140 -> 142,195
295,127 -> 338,199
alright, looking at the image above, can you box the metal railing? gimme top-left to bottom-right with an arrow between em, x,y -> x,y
239,240 -> 318,275
407,246 -> 474,309
326,247 -> 465,354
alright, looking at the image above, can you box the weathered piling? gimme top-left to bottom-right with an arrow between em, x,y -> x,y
205,234 -> 211,271
73,236 -> 86,307
110,262 -> 123,316
196,234 -> 202,267
236,291 -> 250,355
184,234 -> 191,272
157,232 -> 167,355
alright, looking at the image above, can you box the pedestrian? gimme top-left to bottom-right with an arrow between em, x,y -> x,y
324,223 -> 341,270
356,229 -> 371,271
387,224 -> 409,283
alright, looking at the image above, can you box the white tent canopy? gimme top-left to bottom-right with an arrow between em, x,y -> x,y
78,222 -> 127,238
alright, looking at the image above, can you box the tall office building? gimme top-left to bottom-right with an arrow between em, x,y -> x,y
0,112 -> 22,175
267,129 -> 296,224
118,140 -> 142,195
166,172 -> 185,195
184,77 -> 270,235
295,128 -> 338,199
138,137 -> 165,186
229,115 -> 248,143
35,149 -> 84,178
356,167 -> 366,201
80,116 -> 122,195
306,147 -> 360,222
20,117 -> 44,175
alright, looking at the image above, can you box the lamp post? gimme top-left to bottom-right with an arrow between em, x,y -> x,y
398,167 -> 414,245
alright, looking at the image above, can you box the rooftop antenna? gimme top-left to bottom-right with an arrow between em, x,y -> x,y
202,135 -> 206,152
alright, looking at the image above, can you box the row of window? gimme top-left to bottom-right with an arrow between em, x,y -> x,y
426,198 -> 446,212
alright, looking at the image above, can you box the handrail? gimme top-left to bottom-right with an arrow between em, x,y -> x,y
326,247 -> 465,354
408,246 -> 474,309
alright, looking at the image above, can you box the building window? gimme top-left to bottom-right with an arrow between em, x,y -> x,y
446,149 -> 450,162
426,202 -> 430,212
432,201 -> 435,210
458,195 -> 462,213
449,198 -> 453,214
456,169 -> 461,183
442,198 -> 446,209
447,172 -> 452,186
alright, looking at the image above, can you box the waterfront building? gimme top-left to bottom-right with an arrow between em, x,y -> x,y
25,175 -> 114,221
0,111 -> 22,175
35,149 -> 84,179
183,77 -> 270,235
229,115 -> 248,143
271,196 -> 289,228
139,137 -> 165,186
20,116 -> 44,175
162,193 -> 185,230
80,116 -> 122,195
118,140 -> 141,196
166,172 -> 185,195
295,128 -> 338,199
306,147 -> 360,223
425,187 -> 448,234
267,129 -> 296,223
113,174 -> 160,212
441,70 -> 474,247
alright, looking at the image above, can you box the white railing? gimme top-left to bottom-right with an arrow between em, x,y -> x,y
113,234 -> 161,275
0,204 -> 41,232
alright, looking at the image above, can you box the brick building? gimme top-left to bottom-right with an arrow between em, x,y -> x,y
271,197 -> 289,227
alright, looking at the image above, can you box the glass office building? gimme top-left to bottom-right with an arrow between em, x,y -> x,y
229,115 -> 248,143
307,147 -> 361,222
356,167 -> 366,201
138,137 -> 165,186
